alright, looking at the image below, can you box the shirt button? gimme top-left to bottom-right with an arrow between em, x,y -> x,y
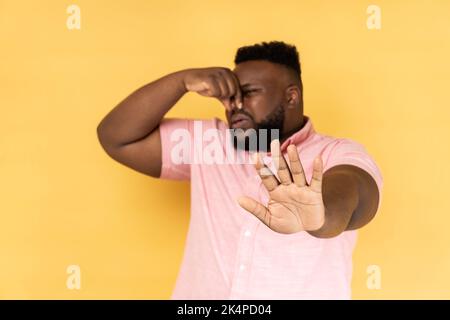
244,230 -> 251,237
239,264 -> 246,271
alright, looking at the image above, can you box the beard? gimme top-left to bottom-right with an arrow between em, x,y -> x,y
229,105 -> 285,152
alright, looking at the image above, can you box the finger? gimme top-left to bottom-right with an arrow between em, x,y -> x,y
254,152 -> 279,192
310,156 -> 323,193
210,77 -> 231,111
221,71 -> 237,111
237,196 -> 271,227
220,69 -> 241,110
221,70 -> 236,99
207,77 -> 222,98
270,139 -> 292,185
219,97 -> 232,111
229,72 -> 243,109
287,144 -> 307,187
215,76 -> 230,100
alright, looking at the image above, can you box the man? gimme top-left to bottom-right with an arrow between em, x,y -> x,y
97,41 -> 382,299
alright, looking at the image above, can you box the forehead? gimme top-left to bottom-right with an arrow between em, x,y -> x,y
233,60 -> 286,87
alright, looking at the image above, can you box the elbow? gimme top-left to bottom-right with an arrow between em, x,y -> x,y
96,122 -> 107,148
96,122 -> 115,155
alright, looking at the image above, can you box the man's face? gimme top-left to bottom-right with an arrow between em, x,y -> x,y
225,60 -> 288,151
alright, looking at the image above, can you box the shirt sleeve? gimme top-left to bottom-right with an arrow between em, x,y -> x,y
323,138 -> 384,199
159,118 -> 195,181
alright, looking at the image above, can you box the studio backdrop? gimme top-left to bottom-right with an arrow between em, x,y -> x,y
1,0 -> 449,299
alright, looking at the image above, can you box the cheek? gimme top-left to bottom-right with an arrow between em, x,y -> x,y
249,97 -> 282,123
245,96 -> 271,122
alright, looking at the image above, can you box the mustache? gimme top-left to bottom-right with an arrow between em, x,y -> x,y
230,109 -> 254,122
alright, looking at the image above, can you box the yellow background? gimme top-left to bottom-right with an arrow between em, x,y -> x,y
1,0 -> 450,299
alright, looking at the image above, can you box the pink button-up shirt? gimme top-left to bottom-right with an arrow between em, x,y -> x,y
159,116 -> 383,299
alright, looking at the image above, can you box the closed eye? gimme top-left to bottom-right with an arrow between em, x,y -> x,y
243,89 -> 257,96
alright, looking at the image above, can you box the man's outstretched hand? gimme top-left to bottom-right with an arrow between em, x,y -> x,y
238,140 -> 326,234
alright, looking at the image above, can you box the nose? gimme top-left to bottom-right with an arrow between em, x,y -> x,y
230,95 -> 243,110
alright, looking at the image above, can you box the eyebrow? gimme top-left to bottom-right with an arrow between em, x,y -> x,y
240,83 -> 258,89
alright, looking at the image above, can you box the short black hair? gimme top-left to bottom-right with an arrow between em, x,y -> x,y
234,41 -> 302,83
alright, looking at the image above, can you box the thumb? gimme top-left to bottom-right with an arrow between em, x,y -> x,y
237,196 -> 270,226
219,97 -> 232,111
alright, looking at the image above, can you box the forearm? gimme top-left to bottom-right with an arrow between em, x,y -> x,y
97,69 -> 189,147
308,169 -> 359,238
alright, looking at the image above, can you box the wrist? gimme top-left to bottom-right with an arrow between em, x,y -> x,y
176,68 -> 195,94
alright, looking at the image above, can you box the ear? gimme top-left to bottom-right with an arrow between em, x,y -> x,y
285,84 -> 301,109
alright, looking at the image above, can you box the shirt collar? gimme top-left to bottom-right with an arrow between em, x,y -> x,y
279,115 -> 314,152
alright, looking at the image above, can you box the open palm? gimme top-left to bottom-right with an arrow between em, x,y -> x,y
238,140 -> 325,234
